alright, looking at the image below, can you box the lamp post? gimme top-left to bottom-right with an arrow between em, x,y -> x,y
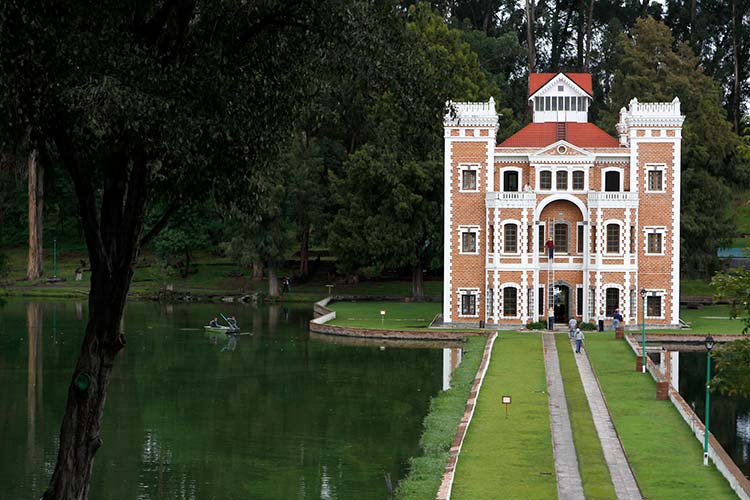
380,310 -> 386,327
703,335 -> 715,466
640,288 -> 647,374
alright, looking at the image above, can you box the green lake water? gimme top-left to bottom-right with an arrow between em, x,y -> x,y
0,300 -> 444,499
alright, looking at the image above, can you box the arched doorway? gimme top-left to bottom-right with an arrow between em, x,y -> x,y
553,283 -> 570,323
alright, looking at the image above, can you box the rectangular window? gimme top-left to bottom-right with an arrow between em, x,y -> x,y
572,171 -> 584,190
540,171 -> 552,190
556,171 -> 568,190
538,224 -> 546,253
590,224 -> 597,253
588,288 -> 595,317
461,294 -> 476,316
577,224 -> 584,254
647,170 -> 663,191
576,287 -> 583,316
647,295 -> 662,318
503,287 -> 517,317
630,226 -> 636,253
558,96 -> 564,110
565,96 -> 571,111
538,286 -> 545,316
528,225 -> 534,253
462,231 -> 477,253
630,289 -> 637,317
577,96 -> 583,111
551,96 -> 557,111
528,287 -> 534,318
504,224 -> 517,253
647,233 -> 663,254
462,169 -> 477,191
606,224 -> 620,253
535,97 -> 542,111
545,96 -> 551,110
605,288 -> 619,316
487,288 -> 494,317
488,225 -> 494,253
554,223 -> 568,254
503,171 -> 519,192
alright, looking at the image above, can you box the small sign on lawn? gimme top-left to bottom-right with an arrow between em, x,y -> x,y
501,395 -> 512,417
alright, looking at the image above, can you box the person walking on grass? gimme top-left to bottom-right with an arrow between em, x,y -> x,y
575,328 -> 585,353
613,308 -> 623,330
568,317 -> 577,338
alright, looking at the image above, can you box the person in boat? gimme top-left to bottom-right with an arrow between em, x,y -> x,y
227,316 -> 238,329
209,317 -> 219,327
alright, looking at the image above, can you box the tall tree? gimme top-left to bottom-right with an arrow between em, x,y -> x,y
26,148 -> 43,279
0,0 -> 370,497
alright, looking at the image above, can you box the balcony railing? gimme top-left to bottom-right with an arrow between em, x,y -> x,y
588,191 -> 639,207
486,191 -> 537,207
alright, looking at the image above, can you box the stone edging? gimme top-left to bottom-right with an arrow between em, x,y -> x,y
623,335 -> 750,499
435,332 -> 498,500
310,297 -> 482,341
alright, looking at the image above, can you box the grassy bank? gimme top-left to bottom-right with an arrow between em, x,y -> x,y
327,301 -> 441,330
451,332 -> 556,500
585,334 -> 736,499
555,334 -> 617,500
395,335 -> 488,499
676,305 -> 746,334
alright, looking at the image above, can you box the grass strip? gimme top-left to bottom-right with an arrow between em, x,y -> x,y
585,334 -> 737,499
451,332 -> 556,500
395,335 -> 488,499
555,334 -> 617,500
328,301 -> 441,330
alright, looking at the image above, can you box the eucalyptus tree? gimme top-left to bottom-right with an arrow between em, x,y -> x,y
0,0 -> 378,497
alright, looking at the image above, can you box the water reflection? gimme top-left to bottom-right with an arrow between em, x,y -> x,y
0,300 -> 444,499
678,351 -> 750,478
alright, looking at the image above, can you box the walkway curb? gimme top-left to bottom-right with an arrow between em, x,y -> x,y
435,332 -> 498,500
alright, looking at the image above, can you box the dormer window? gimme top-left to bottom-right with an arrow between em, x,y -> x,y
529,73 -> 592,124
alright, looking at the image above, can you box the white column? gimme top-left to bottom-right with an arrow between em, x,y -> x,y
443,136 -> 453,322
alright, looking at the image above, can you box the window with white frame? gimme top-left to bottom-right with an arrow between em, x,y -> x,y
486,288 -> 494,317
528,288 -> 534,318
503,223 -> 518,253
538,286 -> 545,316
577,223 -> 584,254
646,292 -> 664,319
630,289 -> 637,318
603,169 -> 622,192
459,164 -> 480,192
605,287 -> 619,316
540,171 -> 552,190
572,171 -> 585,190
459,226 -> 479,254
643,227 -> 666,255
554,222 -> 568,254
645,164 -> 666,193
502,286 -> 518,317
503,169 -> 520,192
556,170 -> 568,190
458,289 -> 479,317
588,288 -> 595,318
576,286 -> 583,316
537,223 -> 546,253
606,224 -> 620,253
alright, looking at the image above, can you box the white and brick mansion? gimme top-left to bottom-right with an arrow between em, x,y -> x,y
443,72 -> 684,328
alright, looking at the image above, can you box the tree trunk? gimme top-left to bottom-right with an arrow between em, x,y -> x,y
689,0 -> 697,46
730,0 -> 740,133
576,0 -> 585,70
411,263 -> 425,301
42,263 -> 132,500
584,0 -> 594,71
267,262 -> 280,297
252,262 -> 263,281
181,247 -> 191,278
525,0 -> 536,74
27,149 -> 44,280
299,224 -> 309,278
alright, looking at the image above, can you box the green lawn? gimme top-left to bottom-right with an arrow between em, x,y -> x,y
555,334 -> 617,500
677,305 -> 747,334
680,279 -> 714,297
396,336 -> 488,500
585,334 -> 737,499
327,301 -> 442,329
452,333 -> 556,500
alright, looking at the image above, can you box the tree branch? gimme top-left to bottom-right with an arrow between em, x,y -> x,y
140,202 -> 179,248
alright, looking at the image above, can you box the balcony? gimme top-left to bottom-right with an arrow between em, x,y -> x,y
587,191 -> 639,208
486,191 -> 536,208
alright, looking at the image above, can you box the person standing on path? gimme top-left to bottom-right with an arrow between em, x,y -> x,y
548,306 -> 555,331
568,317 -> 577,338
597,310 -> 604,332
575,328 -> 585,353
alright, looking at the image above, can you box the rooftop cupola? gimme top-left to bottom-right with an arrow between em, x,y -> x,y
528,73 -> 593,124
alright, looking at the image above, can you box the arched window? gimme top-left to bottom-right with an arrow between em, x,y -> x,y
503,287 -> 518,316
504,223 -> 518,253
556,171 -> 568,190
606,224 -> 620,253
539,171 -> 552,190
605,288 -> 620,316
503,170 -> 519,192
604,171 -> 621,192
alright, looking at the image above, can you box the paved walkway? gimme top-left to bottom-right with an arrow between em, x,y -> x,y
542,333 -> 585,500
570,338 -> 643,500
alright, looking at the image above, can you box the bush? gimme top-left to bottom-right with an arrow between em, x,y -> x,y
526,320 -> 546,330
0,251 -> 9,280
579,322 -> 596,331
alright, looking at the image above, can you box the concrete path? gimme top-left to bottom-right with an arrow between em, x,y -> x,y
542,333 -> 585,500
570,338 -> 643,500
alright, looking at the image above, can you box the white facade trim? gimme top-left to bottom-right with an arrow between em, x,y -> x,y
458,163 -> 481,193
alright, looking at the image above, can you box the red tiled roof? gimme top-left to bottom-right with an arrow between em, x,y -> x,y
498,122 -> 619,148
528,73 -> 593,96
